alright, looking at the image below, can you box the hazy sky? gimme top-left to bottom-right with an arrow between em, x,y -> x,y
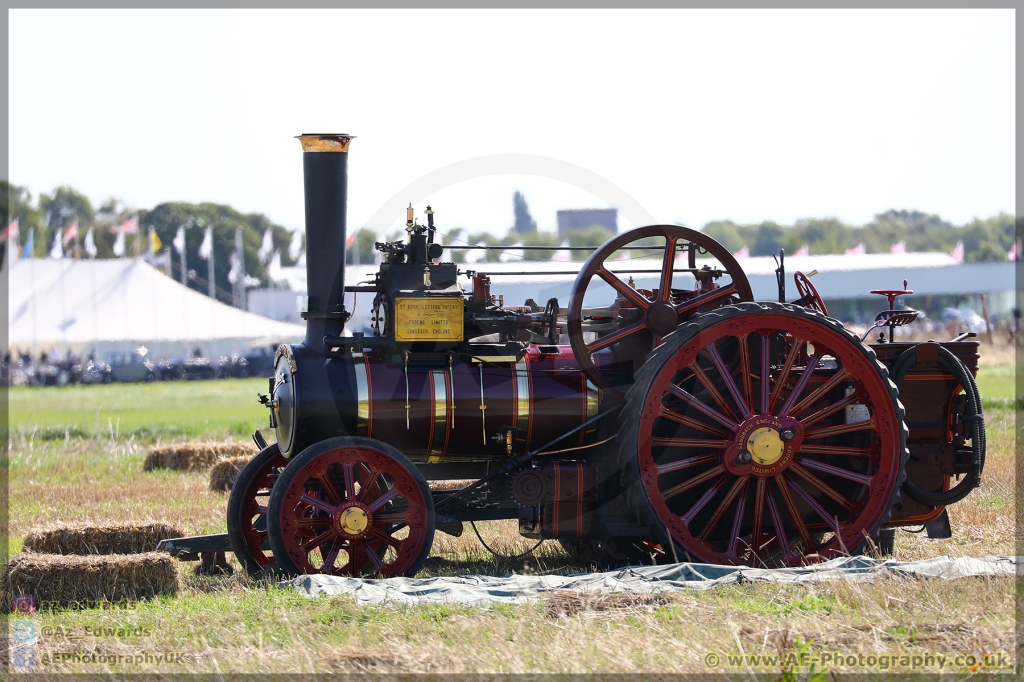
9,8 -> 1015,236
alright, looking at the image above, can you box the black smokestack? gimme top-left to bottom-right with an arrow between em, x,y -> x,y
297,134 -> 354,346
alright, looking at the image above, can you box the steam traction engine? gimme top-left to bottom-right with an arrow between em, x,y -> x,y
163,134 -> 985,577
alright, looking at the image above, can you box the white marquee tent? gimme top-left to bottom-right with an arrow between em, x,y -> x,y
5,258 -> 304,356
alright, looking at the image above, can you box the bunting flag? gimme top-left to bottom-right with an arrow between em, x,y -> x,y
845,243 -> 866,256
62,220 -> 79,247
112,230 -> 126,257
792,245 -> 809,257
83,227 -> 97,258
1,218 -> 19,242
732,246 -> 749,259
22,227 -> 35,258
268,249 -> 283,280
1007,239 -> 1020,262
890,241 -> 906,255
288,229 -> 303,260
258,228 -> 273,263
199,227 -> 213,260
49,230 -> 63,259
172,226 -> 186,254
227,251 -> 240,284
950,240 -> 964,265
113,215 -> 139,234
149,229 -> 162,255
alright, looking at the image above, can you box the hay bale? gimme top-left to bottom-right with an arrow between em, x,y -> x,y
7,552 -> 180,608
208,455 -> 252,492
143,440 -> 255,472
23,522 -> 184,555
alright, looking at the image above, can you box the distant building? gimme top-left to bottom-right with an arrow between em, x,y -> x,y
557,208 -> 617,235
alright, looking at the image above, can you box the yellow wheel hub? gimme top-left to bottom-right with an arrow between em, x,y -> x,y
747,427 -> 785,466
338,506 -> 369,535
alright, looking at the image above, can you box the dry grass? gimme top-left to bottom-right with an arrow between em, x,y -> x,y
208,456 -> 252,492
5,552 -> 181,609
143,440 -> 255,472
22,522 -> 184,555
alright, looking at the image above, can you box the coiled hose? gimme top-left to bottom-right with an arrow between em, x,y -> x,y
890,344 -> 985,506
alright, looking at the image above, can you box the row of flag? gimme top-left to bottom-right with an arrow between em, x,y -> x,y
729,240 -> 977,265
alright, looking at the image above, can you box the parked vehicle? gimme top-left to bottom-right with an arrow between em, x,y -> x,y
106,349 -> 157,383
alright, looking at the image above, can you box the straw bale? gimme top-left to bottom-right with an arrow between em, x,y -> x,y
23,522 -> 184,555
143,440 -> 255,472
208,455 -> 252,492
7,552 -> 180,608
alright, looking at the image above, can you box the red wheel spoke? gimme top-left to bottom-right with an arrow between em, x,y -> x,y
726,485 -> 747,557
367,486 -> 400,513
768,339 -> 802,414
345,541 -> 364,577
656,452 -> 720,475
673,284 -> 737,319
358,467 -> 383,503
373,512 -> 410,525
586,321 -> 646,354
317,472 -> 343,505
775,476 -> 812,548
801,393 -> 858,427
736,334 -> 754,416
665,384 -> 738,431
803,419 -> 876,440
789,370 -> 850,417
343,462 -> 357,500
776,355 -> 820,417
369,528 -> 402,549
303,529 -> 335,554
765,490 -> 793,559
704,344 -> 752,419
698,476 -> 749,542
787,476 -> 840,533
363,542 -> 386,571
651,437 -> 730,450
321,537 -> 342,573
597,266 -> 650,310
752,477 -> 766,554
688,361 -> 739,423
796,458 -> 873,486
657,408 -> 727,437
788,462 -> 853,510
295,517 -> 332,527
659,237 -> 678,301
759,334 -> 771,414
799,444 -> 871,457
300,493 -> 336,514
680,477 -> 727,525
663,465 -> 724,501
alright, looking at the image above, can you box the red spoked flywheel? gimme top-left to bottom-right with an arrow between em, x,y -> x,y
267,437 -> 435,578
622,302 -> 907,567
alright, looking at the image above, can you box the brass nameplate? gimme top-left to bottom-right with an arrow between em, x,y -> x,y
394,297 -> 464,341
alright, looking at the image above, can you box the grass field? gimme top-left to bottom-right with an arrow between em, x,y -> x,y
3,356 -> 1017,675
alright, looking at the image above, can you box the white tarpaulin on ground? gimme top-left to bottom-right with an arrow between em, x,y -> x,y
281,556 -> 1016,606
5,258 -> 304,350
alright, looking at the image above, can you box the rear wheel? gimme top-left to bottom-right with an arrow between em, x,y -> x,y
618,302 -> 908,567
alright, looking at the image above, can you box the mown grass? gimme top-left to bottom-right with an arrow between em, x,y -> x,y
3,356 -> 1017,674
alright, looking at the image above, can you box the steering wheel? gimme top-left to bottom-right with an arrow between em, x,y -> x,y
793,270 -> 828,315
567,224 -> 753,403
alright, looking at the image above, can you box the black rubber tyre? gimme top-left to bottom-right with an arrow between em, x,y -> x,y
616,301 -> 909,565
227,442 -> 287,577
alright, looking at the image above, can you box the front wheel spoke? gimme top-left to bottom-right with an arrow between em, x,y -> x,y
321,537 -> 342,572
597,267 -> 650,310
300,493 -> 336,514
358,468 -> 383,503
801,393 -> 858,427
775,476 -> 812,548
367,486 -> 400,513
765,490 -> 793,559
789,370 -> 850,417
674,284 -> 737,318
665,385 -> 738,431
342,463 -> 357,500
662,465 -> 724,501
787,476 -> 840,533
803,419 -> 877,440
317,472 -> 343,505
776,355 -> 821,417
680,477 -> 727,525
752,477 -> 766,553
796,457 -> 874,486
651,437 -> 729,450
369,528 -> 402,549
788,462 -> 853,510
363,542 -> 386,570
659,237 -> 677,300
769,339 -> 802,414
727,486 -> 748,557
760,334 -> 771,414
373,512 -> 409,525
736,334 -> 754,416
587,321 -> 646,354
657,408 -> 726,437
704,344 -> 752,419
303,529 -> 335,553
698,476 -> 749,542
656,452 -> 720,476
295,517 -> 332,527
798,444 -> 871,457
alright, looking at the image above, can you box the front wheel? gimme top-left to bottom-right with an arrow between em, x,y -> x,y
227,442 -> 288,576
267,437 -> 435,578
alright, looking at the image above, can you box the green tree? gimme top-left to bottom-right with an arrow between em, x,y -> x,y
512,191 -> 537,234
752,222 -> 786,257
